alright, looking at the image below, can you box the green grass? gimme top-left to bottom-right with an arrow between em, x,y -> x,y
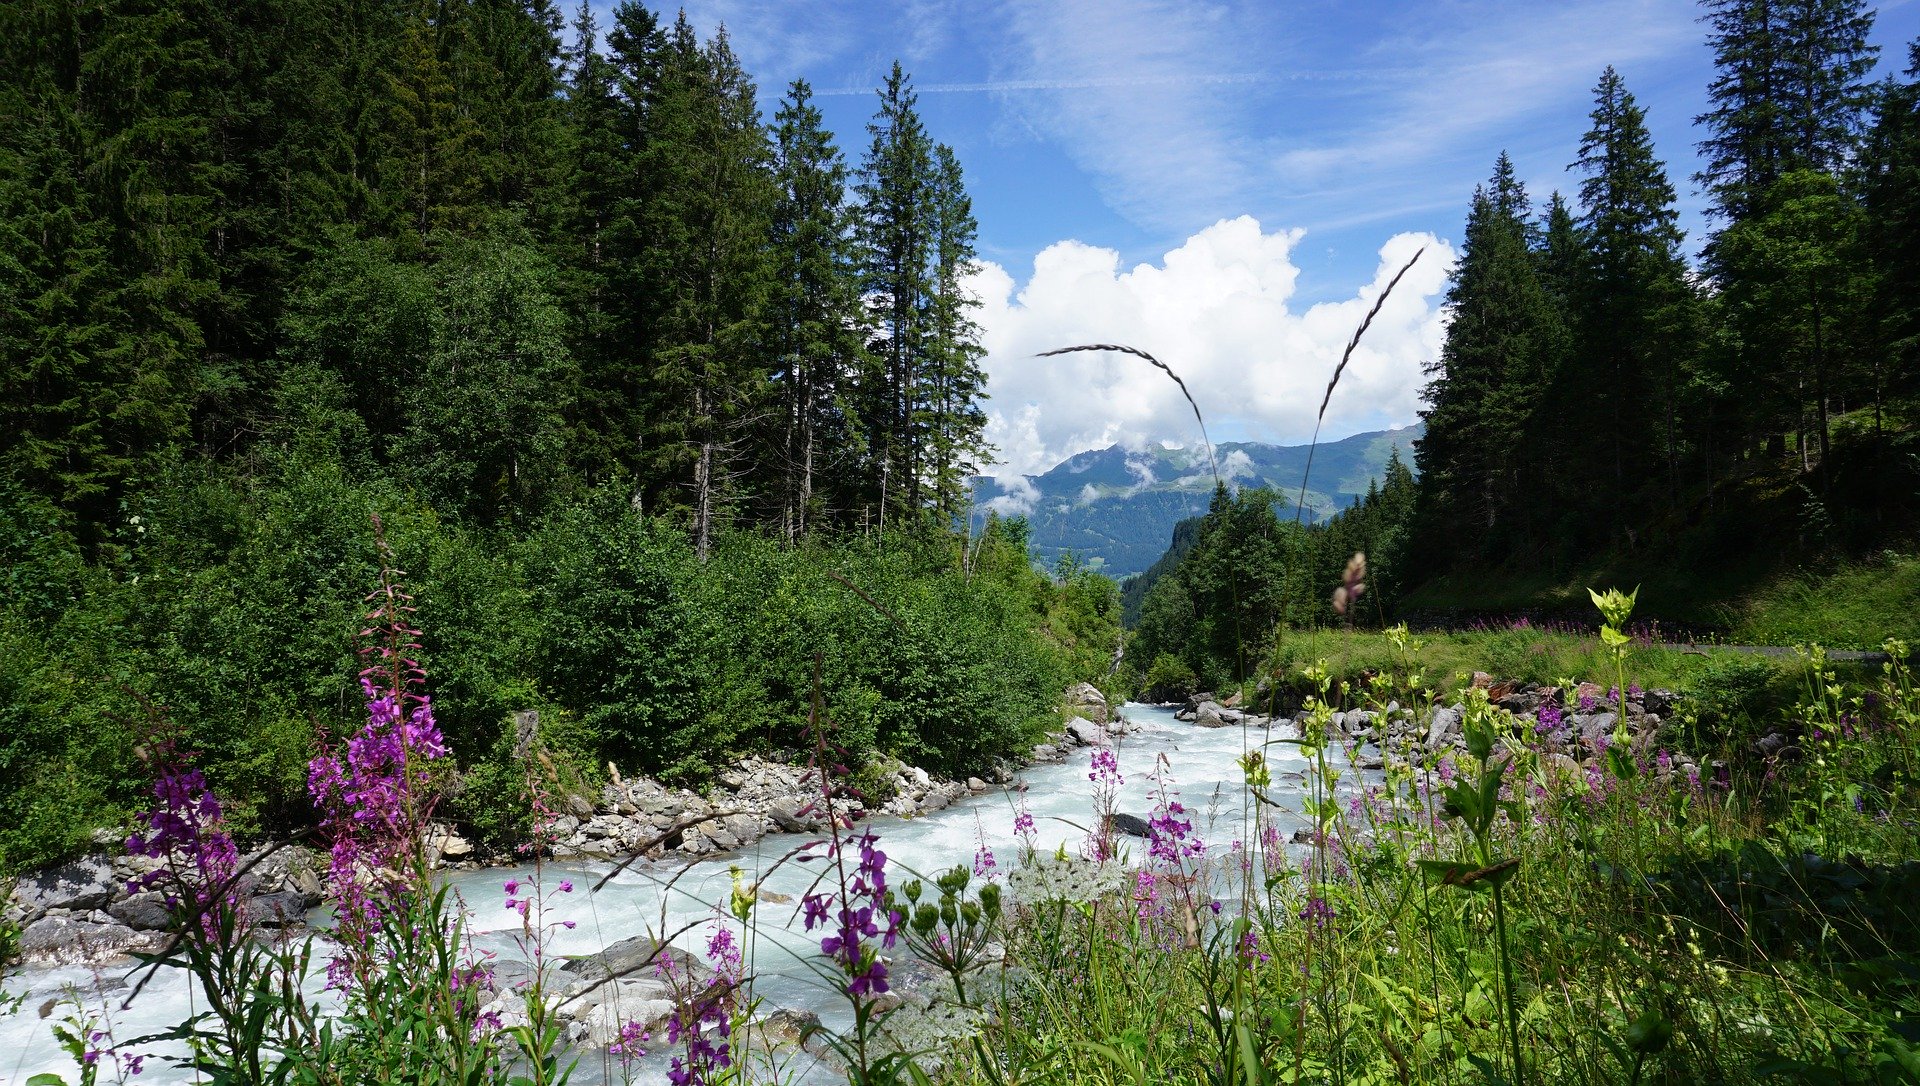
1723,550 -> 1920,650
1264,625 -> 1803,694
903,628 -> 1920,1086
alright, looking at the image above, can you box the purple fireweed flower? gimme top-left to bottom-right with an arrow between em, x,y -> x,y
126,738 -> 245,940
707,924 -> 743,985
609,1020 -> 650,1067
307,544 -> 451,986
1089,749 -> 1123,786
801,830 -> 901,1001
974,843 -> 997,878
1299,896 -> 1335,930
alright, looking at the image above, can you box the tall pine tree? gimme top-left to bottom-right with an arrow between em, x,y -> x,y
1568,67 -> 1696,536
769,79 -> 869,540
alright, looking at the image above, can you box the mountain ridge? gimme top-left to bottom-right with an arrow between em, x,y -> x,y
970,424 -> 1422,578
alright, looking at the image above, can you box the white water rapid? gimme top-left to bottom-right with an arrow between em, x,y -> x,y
2,703 -> 1369,1085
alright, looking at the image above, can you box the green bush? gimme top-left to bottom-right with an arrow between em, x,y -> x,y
1685,655 -> 1788,748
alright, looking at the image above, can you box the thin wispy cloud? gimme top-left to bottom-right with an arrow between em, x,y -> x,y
808,69 -> 1429,96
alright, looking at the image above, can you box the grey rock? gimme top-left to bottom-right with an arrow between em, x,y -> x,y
919,791 -> 950,813
20,916 -> 143,964
567,795 -> 594,818
966,777 -> 988,793
769,798 -> 812,833
1194,701 -> 1243,729
1572,712 -> 1618,746
1066,716 -> 1109,747
757,1007 -> 822,1049
108,894 -> 175,932
1424,707 -> 1461,749
555,972 -> 680,1045
722,813 -> 765,846
13,855 -> 119,913
1105,813 -> 1152,838
249,891 -> 312,928
1065,681 -> 1110,725
561,933 -> 711,987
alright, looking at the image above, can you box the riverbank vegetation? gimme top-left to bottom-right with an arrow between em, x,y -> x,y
0,1 -> 1126,876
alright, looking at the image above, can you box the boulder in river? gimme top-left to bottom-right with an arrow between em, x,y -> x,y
1066,716 -> 1109,747
1104,813 -> 1152,838
1424,706 -> 1462,749
1066,681 -> 1110,725
19,916 -> 147,965
13,855 -> 119,914
560,932 -> 712,988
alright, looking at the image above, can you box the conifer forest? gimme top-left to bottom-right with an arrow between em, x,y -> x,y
3,2 -> 1920,1085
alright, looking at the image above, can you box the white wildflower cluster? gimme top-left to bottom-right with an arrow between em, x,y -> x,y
1005,854 -> 1128,905
876,991 -> 988,1059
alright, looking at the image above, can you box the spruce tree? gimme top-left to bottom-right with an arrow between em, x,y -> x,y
923,143 -> 991,522
769,79 -> 869,539
1568,68 -> 1696,533
1415,155 -> 1562,563
1697,0 -> 1878,224
1859,41 -> 1920,425
557,1 -> 643,484
855,62 -> 935,533
630,17 -> 775,557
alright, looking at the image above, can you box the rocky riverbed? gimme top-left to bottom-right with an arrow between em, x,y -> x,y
1173,675 -> 1709,781
2,682 -> 1127,970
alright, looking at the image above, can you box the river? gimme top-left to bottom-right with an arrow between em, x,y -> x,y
2,703 -> 1365,1085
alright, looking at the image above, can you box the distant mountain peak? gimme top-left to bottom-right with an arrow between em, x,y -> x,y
971,424 -> 1421,578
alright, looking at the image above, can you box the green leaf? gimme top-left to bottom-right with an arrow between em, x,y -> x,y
1625,1010 -> 1674,1055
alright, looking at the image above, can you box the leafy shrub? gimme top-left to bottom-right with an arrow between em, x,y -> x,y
1685,655 -> 1787,747
1141,653 -> 1197,702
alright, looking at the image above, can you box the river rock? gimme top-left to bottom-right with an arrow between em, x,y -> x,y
769,798 -> 813,833
1194,701 -> 1243,728
1065,682 -> 1110,725
19,915 -> 144,964
562,933 -> 711,988
1105,813 -> 1152,838
108,893 -> 175,932
1572,712 -> 1618,747
1645,688 -> 1680,716
249,890 -> 312,927
1066,716 -> 1109,747
757,1007 -> 823,1049
559,977 -> 678,1047
13,855 -> 120,914
1424,706 -> 1462,749
967,777 -> 987,793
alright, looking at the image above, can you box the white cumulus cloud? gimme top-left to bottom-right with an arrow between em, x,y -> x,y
970,216 -> 1454,480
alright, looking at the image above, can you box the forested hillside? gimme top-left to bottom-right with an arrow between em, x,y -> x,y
1124,1 -> 1920,687
1416,10 -> 1920,581
0,1 -> 1121,873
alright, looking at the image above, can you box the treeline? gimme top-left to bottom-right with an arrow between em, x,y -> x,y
1,0 -> 988,546
1125,452 -> 1417,693
0,1 -> 1122,874
1417,1 -> 1920,575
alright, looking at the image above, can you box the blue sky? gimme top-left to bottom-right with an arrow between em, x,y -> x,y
629,0 -> 1920,479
